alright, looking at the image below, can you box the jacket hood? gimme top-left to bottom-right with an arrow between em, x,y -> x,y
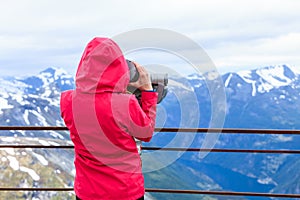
75,37 -> 129,93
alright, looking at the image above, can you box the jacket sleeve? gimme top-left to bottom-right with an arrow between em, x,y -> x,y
60,90 -> 73,129
128,91 -> 158,142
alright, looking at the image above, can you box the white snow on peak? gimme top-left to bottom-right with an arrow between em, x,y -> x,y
285,64 -> 300,75
235,65 -> 298,96
236,70 -> 257,96
39,67 -> 72,83
224,73 -> 233,88
257,81 -> 274,93
187,73 -> 204,80
54,68 -> 72,79
41,89 -> 52,97
205,71 -> 220,80
0,78 -> 27,94
37,73 -> 54,86
256,65 -> 292,87
11,94 -> 29,106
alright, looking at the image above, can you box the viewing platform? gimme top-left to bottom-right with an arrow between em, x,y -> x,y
0,126 -> 300,199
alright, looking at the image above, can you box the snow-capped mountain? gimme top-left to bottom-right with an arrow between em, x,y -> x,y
146,64 -> 300,199
0,67 -> 74,137
0,64 -> 300,199
177,64 -> 300,199
0,68 -> 76,199
225,65 -> 299,95
221,65 -> 300,129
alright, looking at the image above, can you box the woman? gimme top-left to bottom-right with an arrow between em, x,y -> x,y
60,37 -> 157,200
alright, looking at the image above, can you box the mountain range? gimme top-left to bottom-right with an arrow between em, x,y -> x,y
0,65 -> 299,200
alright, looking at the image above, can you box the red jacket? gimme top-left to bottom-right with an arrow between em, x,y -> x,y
60,37 -> 157,200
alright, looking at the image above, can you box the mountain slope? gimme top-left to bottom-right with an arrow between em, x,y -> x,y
146,64 -> 300,199
0,65 -> 300,199
0,67 -> 74,137
0,136 -> 74,199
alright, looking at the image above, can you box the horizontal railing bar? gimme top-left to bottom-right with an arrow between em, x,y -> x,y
0,126 -> 68,131
0,187 -> 74,191
155,128 -> 300,134
0,126 -> 300,134
146,188 -> 300,198
142,147 -> 300,154
0,145 -> 74,149
0,145 -> 300,154
0,187 -> 299,198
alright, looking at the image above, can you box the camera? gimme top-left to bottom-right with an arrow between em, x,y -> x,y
126,60 -> 168,104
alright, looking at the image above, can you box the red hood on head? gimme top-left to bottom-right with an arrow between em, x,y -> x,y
75,37 -> 129,93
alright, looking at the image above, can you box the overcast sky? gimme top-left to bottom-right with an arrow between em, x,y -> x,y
0,0 -> 299,76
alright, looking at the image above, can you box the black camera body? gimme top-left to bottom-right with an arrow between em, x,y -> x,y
126,60 -> 168,104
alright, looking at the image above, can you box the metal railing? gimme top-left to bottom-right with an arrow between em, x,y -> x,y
1,126 -> 300,199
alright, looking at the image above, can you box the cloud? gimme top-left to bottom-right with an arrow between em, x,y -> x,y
206,32 -> 300,73
0,0 -> 300,76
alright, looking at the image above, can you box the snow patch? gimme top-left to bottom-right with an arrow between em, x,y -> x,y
56,120 -> 64,126
42,89 -> 52,97
49,131 -> 65,139
289,65 -> 300,75
11,94 -> 29,106
20,166 -> 40,181
32,152 -> 48,166
30,110 -> 49,126
224,73 -> 232,87
24,110 -> 30,125
38,140 -> 50,146
0,97 -> 14,114
279,95 -> 285,99
206,71 -> 219,80
257,66 -> 292,87
4,148 -> 15,155
237,71 -> 257,96
1,137 -> 15,142
48,141 -> 60,146
257,81 -> 273,93
258,177 -> 276,185
54,68 -> 71,79
276,135 -> 293,142
7,156 -> 19,170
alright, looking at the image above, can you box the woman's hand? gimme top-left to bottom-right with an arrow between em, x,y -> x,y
128,62 -> 153,91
